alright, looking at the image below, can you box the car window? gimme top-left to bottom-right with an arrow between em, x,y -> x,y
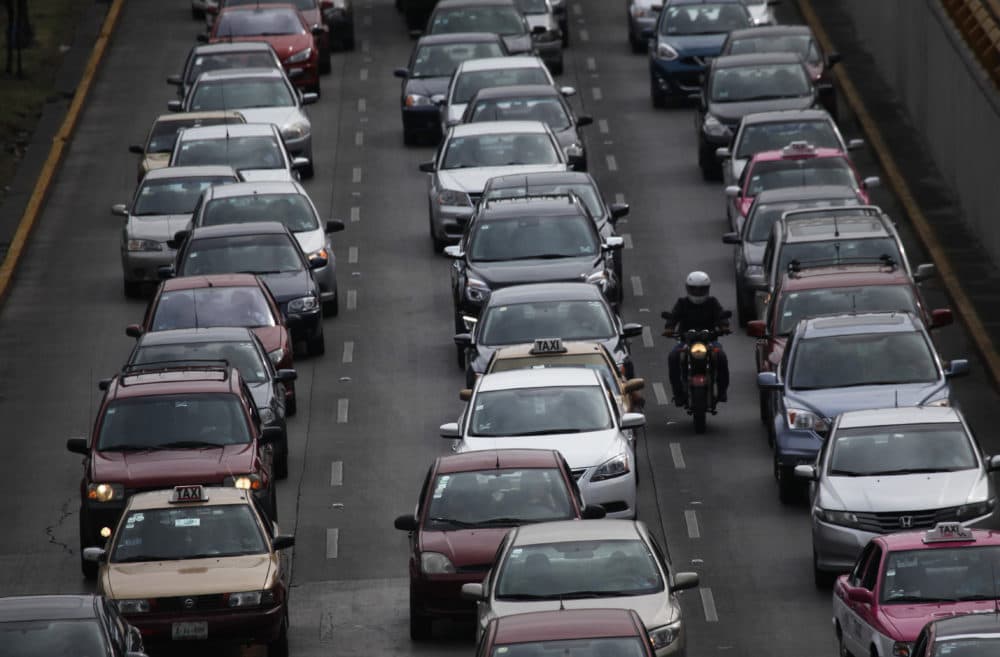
829,423 -> 977,476
148,118 -> 241,153
443,133 -> 560,168
849,542 -> 875,587
151,286 -> 277,330
453,68 -> 550,103
0,619 -> 108,657
931,636 -> 1000,655
514,0 -> 548,13
735,120 -> 841,159
480,300 -> 616,345
133,177 -> 234,216
175,135 -> 286,170
469,385 -> 612,436
425,468 -> 575,528
186,51 -> 281,85
790,332 -> 939,389
97,393 -> 253,449
776,238 -> 902,278
860,544 -> 882,591
493,638 -> 650,657
203,193 -> 319,232
728,35 -> 822,65
190,78 -> 295,111
659,3 -> 750,36
746,198 -> 859,243
179,234 -> 305,276
776,285 -> 917,335
133,341 -> 269,384
430,7 -> 526,35
111,504 -> 268,562
710,63 -> 811,102
226,0 -> 316,9
215,8 -> 304,37
412,42 -> 506,78
468,213 -> 598,261
469,97 -> 572,131
880,546 -> 1000,604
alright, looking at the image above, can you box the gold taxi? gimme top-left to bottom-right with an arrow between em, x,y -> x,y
482,338 -> 646,412
84,485 -> 293,654
128,111 -> 245,182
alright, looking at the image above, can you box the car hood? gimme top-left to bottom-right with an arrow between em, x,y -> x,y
457,429 -> 627,469
259,270 -> 315,302
223,34 -> 312,60
788,382 -> 947,418
252,326 -> 286,354
502,34 -> 533,54
470,257 -> 601,289
490,591 -> 679,631
91,443 -> 257,486
420,527 -> 510,568
820,469 -> 988,513
293,228 -> 326,257
236,107 -> 305,130
438,164 -> 568,193
128,214 -> 193,242
405,76 -> 450,99
105,554 -> 273,600
709,96 -> 816,125
236,169 -> 296,183
247,382 -> 272,410
879,602 -> 998,641
659,33 -> 727,56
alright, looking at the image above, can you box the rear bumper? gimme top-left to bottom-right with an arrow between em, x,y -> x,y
411,573 -> 485,618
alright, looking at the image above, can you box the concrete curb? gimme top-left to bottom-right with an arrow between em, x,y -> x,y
798,0 -> 1000,390
0,0 -> 126,303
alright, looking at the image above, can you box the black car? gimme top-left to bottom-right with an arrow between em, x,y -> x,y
167,42 -> 286,99
125,327 -> 297,478
424,0 -> 537,55
913,612 -> 1000,657
401,0 -> 439,31
696,52 -> 817,180
462,84 -> 592,170
455,282 -> 642,385
321,0 -> 356,51
164,221 -> 327,355
394,32 -> 508,145
0,595 -> 147,657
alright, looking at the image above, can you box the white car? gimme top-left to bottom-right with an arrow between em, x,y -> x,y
169,123 -> 308,183
441,367 -> 643,518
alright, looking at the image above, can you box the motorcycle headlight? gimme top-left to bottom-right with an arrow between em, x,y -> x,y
465,277 -> 490,303
287,295 -> 319,313
268,348 -> 284,366
786,408 -> 829,433
405,93 -> 433,107
287,47 -> 313,64
689,342 -> 708,359
702,114 -> 732,138
648,621 -> 681,651
956,498 -> 996,521
227,591 -> 262,608
259,407 -> 276,425
281,120 -> 310,140
564,142 -> 584,158
437,189 -> 471,207
117,599 -> 151,614
656,42 -> 679,61
420,551 -> 456,574
591,452 -> 629,482
816,508 -> 863,529
224,473 -> 264,491
87,483 -> 125,503
126,238 -> 163,252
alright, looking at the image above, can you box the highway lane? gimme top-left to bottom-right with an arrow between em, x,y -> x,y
0,1 -> 999,656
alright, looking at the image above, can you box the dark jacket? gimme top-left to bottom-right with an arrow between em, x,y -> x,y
666,296 -> 727,333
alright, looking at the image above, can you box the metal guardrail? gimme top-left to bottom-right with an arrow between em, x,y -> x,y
941,0 -> 1000,86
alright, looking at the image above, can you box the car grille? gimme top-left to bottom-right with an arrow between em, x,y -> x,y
852,506 -> 961,533
673,73 -> 702,90
680,56 -> 706,68
456,564 -> 491,574
154,593 -> 228,612
571,468 -> 587,481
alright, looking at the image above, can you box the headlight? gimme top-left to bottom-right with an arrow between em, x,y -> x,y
287,47 -> 312,64
656,42 -> 678,61
287,295 -> 318,313
815,508 -> 864,529
224,473 -> 264,491
702,114 -> 732,138
308,247 -> 330,263
227,591 -> 262,608
420,551 -> 456,574
892,642 -> 912,657
405,93 -> 433,107
437,189 -> 471,207
564,143 -> 584,158
117,599 -> 151,614
648,621 -> 681,651
592,453 -> 629,482
268,348 -> 284,365
87,483 -> 124,503
465,277 -> 490,303
745,264 -> 764,280
259,407 -> 276,425
127,239 -> 162,252
281,120 -> 310,140
786,408 -> 829,433
956,498 -> 996,521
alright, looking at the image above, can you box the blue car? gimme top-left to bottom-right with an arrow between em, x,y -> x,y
757,312 -> 969,504
647,0 -> 753,107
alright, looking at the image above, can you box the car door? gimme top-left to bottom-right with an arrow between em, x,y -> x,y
848,543 -> 883,657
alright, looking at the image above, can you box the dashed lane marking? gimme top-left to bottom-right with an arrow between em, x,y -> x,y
623,233 -> 633,249
580,28 -> 590,41
350,207 -> 360,223
337,399 -> 349,424
606,154 -> 618,172
348,246 -> 358,264
357,98 -> 366,112
670,443 -> 686,469
355,131 -> 363,146
361,39 -> 370,53
652,382 -> 668,406
598,119 -> 609,134
630,275 -> 643,296
352,167 -> 362,183
641,325 -> 653,348
591,87 -> 602,101
615,192 -> 626,205
701,588 -> 719,622
342,341 -> 354,363
685,510 -> 701,539
330,461 -> 343,486
346,290 -> 357,310
326,528 -> 340,558
573,3 -> 582,14
359,68 -> 368,81
586,57 -> 596,71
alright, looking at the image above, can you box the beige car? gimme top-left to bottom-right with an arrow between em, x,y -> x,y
128,110 -> 245,183
84,485 -> 293,654
483,338 -> 645,412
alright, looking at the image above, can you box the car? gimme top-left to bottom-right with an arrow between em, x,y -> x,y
513,0 -> 563,73
168,42 -> 286,100
203,3 -> 324,93
648,0 -> 753,108
393,32 -> 509,145
738,0 -> 776,25
112,165 -> 239,298
461,519 -> 700,656
165,221 -> 327,355
627,0 -> 662,53
186,181 -> 345,315
725,141 -> 879,227
796,407 -> 998,586
456,282 -> 643,382
721,184 -> 863,322
485,338 -> 647,412
0,594 -> 148,657
721,25 -> 841,117
424,0 -> 536,57
715,110 -> 862,200
208,0 -> 335,72
832,523 -> 1000,657
912,612 -> 1000,657
168,68 -> 318,176
445,195 -> 623,333
757,312 -> 969,503
462,84 -> 592,170
439,56 -> 559,134
393,449 -> 605,639
481,171 -> 631,285
85,485 -> 294,654
442,368 -> 645,518
420,120 -> 569,250
696,52 -> 818,180
124,327 -> 297,478
477,609 -> 658,657
66,363 -> 281,578
168,123 -> 310,183
127,111 -> 245,182
402,0 -> 438,30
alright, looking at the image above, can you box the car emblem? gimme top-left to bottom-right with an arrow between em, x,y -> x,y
183,598 -> 195,609
899,516 -> 913,529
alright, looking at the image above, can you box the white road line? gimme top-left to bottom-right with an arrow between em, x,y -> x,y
580,28 -> 590,41
572,3 -> 582,14
591,87 -> 602,101
359,68 -> 368,81
606,154 -> 618,172
326,528 -> 340,558
337,399 -> 349,424
352,167 -> 362,183
685,510 -> 701,539
623,233 -> 633,250
330,461 -> 343,486
669,443 -> 686,469
361,39 -> 370,53
342,341 -> 354,364
348,246 -> 358,264
700,588 -> 719,622
355,131 -> 364,146
652,382 -> 668,406
346,289 -> 357,310
357,98 -> 367,112
597,119 -> 609,134
586,57 -> 596,71
630,275 -> 643,296
350,207 -> 360,223
615,192 -> 626,205
641,325 -> 653,348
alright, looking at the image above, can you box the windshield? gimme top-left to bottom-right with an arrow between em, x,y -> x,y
790,332 -> 938,389
98,394 -> 252,450
179,233 -> 304,275
777,285 -> 918,334
214,9 -> 304,37
151,286 -> 276,330
659,3 -> 749,36
426,468 -> 575,529
484,182 -> 602,218
881,546 -> 1000,604
470,385 -> 612,436
710,63 -> 811,102
931,639 -> 1000,656
443,133 -> 559,168
111,504 -> 267,563
493,638 -> 649,657
190,79 -> 295,111
496,539 -> 663,599
469,97 -> 571,130
515,0 -> 548,13
0,620 -> 106,657
490,354 -> 619,391
133,341 -> 269,384
174,135 -> 286,170
746,198 -> 858,242
747,158 -> 857,196
829,423 -> 977,476
735,120 -> 841,159
480,300 -> 615,345
411,42 -> 505,78
454,68 -> 550,103
777,238 -> 902,276
469,214 -> 598,261
203,193 -> 318,232
149,117 -> 243,153
728,34 -> 822,65
430,7 -> 526,35
133,177 -> 232,216
186,51 -> 280,85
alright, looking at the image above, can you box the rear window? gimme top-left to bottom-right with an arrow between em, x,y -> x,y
735,120 -> 841,159
202,193 -> 318,232
748,157 -> 857,196
0,620 -> 106,657
454,68 -> 549,103
151,286 -> 276,330
776,285 -> 917,334
480,300 -> 615,345
411,42 -> 505,78
425,468 -> 575,528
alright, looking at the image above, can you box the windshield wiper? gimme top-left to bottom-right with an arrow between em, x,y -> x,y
156,440 -> 225,449
505,429 -> 590,436
476,517 -> 528,526
99,444 -> 165,452
237,269 -> 285,275
497,593 -> 558,600
887,595 -> 958,603
426,516 -> 480,528
507,253 -> 577,260
829,469 -> 863,477
556,590 -> 617,599
733,94 -> 806,102
113,554 -> 179,563
861,467 -> 955,476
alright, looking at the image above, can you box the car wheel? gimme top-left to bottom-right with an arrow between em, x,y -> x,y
775,459 -> 797,504
629,30 -> 645,54
650,79 -> 667,108
268,608 -> 290,657
814,552 -> 835,589
430,215 -> 446,252
81,554 -> 98,580
550,59 -> 563,76
300,160 -> 315,180
123,279 -> 143,299
409,589 -> 433,640
286,392 -> 297,417
268,487 -> 279,521
275,435 -> 289,480
307,334 -> 325,356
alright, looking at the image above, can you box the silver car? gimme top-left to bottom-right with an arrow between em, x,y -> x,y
169,123 -> 309,183
113,165 -> 238,297
461,519 -> 699,657
514,0 -> 564,73
796,406 -> 999,586
626,0 -> 660,53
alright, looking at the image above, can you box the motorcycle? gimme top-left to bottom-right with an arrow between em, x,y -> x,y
661,310 -> 732,434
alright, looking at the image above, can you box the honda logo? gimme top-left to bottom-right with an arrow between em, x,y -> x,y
183,598 -> 195,609
899,516 -> 913,529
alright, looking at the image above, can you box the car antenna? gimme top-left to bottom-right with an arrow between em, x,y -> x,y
495,451 -> 500,470
558,596 -> 565,611
833,214 -> 840,238
894,389 -> 898,408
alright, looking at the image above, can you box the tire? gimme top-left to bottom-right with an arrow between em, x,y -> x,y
736,285 -> 754,327
409,589 -> 433,640
123,279 -> 143,299
776,460 -> 796,504
300,162 -> 315,180
319,48 -> 332,75
549,60 -> 563,76
758,390 -> 770,427
286,393 -> 297,417
274,437 -> 289,480
307,333 -> 325,356
269,608 -> 290,657
629,31 -> 645,54
268,487 -> 279,521
691,387 -> 707,434
323,289 -> 338,317
814,552 -> 835,588
651,79 -> 667,109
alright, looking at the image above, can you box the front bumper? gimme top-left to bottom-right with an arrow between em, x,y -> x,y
312,260 -> 338,301
773,425 -> 824,468
430,200 -> 474,243
575,464 -> 637,519
126,603 -> 284,646
281,132 -> 312,159
121,248 -> 176,284
650,58 -> 704,98
283,62 -> 318,90
284,308 -> 323,342
402,106 -> 441,140
411,571 -> 487,619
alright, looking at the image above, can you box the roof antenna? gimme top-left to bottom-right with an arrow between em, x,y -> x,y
558,596 -> 565,611
833,215 -> 840,238
894,389 -> 898,408
495,451 -> 500,470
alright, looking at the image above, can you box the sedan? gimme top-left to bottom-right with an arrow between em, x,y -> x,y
425,0 -> 537,56
478,609 -> 657,657
513,0 -> 563,73
127,111 -> 244,182
0,595 -> 147,657
168,42 -> 286,99
169,123 -> 309,183
208,0 -> 334,72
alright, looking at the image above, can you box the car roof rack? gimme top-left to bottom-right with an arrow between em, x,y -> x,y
787,254 -> 897,275
483,192 -> 579,207
119,360 -> 231,384
781,205 -> 884,223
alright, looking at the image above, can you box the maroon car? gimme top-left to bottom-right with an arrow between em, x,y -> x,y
394,449 -> 605,640
478,609 -> 656,657
209,0 -> 332,73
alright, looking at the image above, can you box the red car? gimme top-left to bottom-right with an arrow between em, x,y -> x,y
725,141 -> 880,226
478,609 -> 656,657
393,449 -> 605,640
208,0 -> 332,74
206,4 -> 322,93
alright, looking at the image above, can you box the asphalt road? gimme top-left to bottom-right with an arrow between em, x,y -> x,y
1,1 -> 999,656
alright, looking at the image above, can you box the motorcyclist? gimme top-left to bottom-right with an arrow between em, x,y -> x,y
663,271 -> 730,406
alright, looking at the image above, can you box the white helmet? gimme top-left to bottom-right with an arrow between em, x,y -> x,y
685,271 -> 711,305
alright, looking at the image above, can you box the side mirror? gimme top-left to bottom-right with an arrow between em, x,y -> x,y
826,52 -> 842,66
560,86 -> 576,97
167,74 -> 183,86
847,138 -> 864,151
272,534 -> 295,550
325,219 -> 345,233
125,324 -> 144,339
66,437 -> 89,455
461,582 -> 485,600
445,118 -> 461,128
440,422 -> 460,439
459,388 -> 473,402
393,67 -> 409,79
98,378 -> 112,391
291,156 -> 311,171
725,185 -> 740,199
301,92 -> 319,106
394,514 -> 419,531
171,230 -> 190,249
946,359 -> 970,379
312,24 -> 326,36
914,263 -> 936,282
454,333 -> 473,348
603,236 -> 624,250
846,586 -> 874,605
581,504 -> 606,519
309,254 -> 328,269
620,412 -> 646,430
82,547 -> 107,563
276,369 -> 298,383
794,464 -> 817,481
622,323 -> 643,338
862,176 -> 881,189
531,25 -> 547,35
260,426 -> 284,445
757,371 -> 782,390
111,203 -> 129,217
623,378 -> 645,394
430,94 -> 446,106
418,160 -> 436,173
987,455 -> 1000,472
673,572 -> 699,591
576,114 -> 593,127
167,100 -> 183,112
443,245 -> 463,258
715,147 -> 731,160
128,144 -> 144,155
930,308 -> 953,328
157,264 -> 175,280
721,232 -> 740,245
196,33 -> 209,43
746,320 -> 767,338
609,202 -> 630,220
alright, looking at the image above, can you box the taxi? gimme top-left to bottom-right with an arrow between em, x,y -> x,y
833,523 -> 1000,657
85,485 -> 293,654
484,338 -> 646,412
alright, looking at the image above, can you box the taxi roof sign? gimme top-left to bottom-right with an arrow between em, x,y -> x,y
781,141 -> 817,157
923,522 -> 975,544
170,485 -> 208,504
531,338 -> 566,355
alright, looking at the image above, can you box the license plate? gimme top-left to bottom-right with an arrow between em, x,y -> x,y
172,621 -> 208,640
